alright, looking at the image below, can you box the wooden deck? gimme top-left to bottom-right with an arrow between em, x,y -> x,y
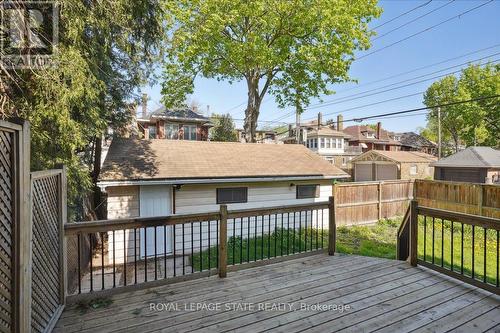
55,254 -> 500,333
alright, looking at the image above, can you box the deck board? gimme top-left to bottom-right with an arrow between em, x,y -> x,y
54,254 -> 500,333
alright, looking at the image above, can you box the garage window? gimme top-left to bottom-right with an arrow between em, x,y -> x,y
296,184 -> 320,199
410,165 -> 418,175
216,187 -> 248,204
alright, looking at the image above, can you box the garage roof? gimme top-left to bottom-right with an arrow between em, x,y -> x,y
352,150 -> 437,163
100,137 -> 349,182
431,147 -> 500,168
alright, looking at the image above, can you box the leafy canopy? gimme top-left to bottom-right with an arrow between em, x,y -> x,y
161,0 -> 381,141
422,64 -> 499,151
3,1 -> 165,219
210,113 -> 238,142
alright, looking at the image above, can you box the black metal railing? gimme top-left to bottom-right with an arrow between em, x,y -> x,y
64,201 -> 333,299
401,200 -> 500,295
65,212 -> 220,297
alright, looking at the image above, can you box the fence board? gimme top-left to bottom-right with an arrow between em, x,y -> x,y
414,179 -> 500,219
334,180 -> 414,225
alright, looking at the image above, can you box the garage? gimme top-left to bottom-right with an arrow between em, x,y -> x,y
355,164 -> 372,181
352,150 -> 436,181
376,164 -> 398,180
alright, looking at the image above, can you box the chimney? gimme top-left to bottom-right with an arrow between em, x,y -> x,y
317,112 -> 322,130
142,93 -> 148,119
337,114 -> 343,131
376,122 -> 382,139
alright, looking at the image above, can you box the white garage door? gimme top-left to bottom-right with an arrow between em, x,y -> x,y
140,185 -> 173,257
355,164 -> 373,181
376,164 -> 398,180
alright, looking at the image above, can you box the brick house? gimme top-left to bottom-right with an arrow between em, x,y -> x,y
343,122 -> 402,152
137,104 -> 212,141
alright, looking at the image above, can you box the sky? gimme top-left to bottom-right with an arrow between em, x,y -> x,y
140,0 -> 500,134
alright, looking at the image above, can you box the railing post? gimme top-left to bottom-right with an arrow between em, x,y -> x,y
59,165 -> 68,304
218,205 -> 228,278
378,181 -> 382,221
328,196 -> 336,256
409,199 -> 418,266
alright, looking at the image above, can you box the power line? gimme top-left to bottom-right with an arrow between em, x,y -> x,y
373,0 -> 456,41
257,94 -> 500,142
357,0 -> 494,61
325,44 -> 500,96
306,54 -> 499,110
372,0 -> 433,30
266,55 -> 499,123
345,94 -> 500,123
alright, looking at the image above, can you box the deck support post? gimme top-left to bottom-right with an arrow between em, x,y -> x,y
218,205 -> 228,278
328,195 -> 336,256
409,200 -> 418,266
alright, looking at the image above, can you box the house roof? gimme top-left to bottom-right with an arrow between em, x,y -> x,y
307,127 -> 346,138
343,125 -> 401,145
431,147 -> 500,168
138,106 -> 212,124
352,150 -> 437,164
99,138 -> 348,182
399,132 -> 437,149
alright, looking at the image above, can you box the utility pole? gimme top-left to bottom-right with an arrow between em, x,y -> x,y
437,107 -> 442,160
295,108 -> 301,144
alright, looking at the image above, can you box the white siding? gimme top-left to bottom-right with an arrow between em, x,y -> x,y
105,181 -> 332,263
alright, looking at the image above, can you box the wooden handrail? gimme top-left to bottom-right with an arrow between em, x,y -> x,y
64,212 -> 221,234
417,206 -> 500,230
65,201 -> 331,235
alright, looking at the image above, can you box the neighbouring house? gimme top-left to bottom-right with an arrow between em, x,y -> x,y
282,113 -> 362,175
304,126 -> 361,174
398,132 -> 438,156
431,146 -> 500,184
98,138 -> 349,263
343,122 -> 402,152
136,95 -> 212,140
236,129 -> 278,144
351,150 -> 437,181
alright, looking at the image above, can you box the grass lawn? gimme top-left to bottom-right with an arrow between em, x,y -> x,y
191,218 -> 499,285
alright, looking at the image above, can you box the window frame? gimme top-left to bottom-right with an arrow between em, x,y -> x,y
165,123 -> 179,140
216,187 -> 248,204
148,125 -> 157,139
410,164 -> 418,175
296,184 -> 320,199
183,124 -> 197,141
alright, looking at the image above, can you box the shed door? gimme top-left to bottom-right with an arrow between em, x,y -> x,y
376,164 -> 398,180
355,164 -> 373,181
140,185 -> 173,257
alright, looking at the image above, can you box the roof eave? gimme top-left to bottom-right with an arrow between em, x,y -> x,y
98,174 -> 349,189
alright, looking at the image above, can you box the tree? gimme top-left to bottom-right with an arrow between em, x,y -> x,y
422,64 -> 499,151
1,1 -> 165,220
161,0 -> 381,142
210,113 -> 238,142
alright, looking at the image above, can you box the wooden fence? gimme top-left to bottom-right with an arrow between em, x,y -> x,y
334,180 -> 414,226
0,120 -> 31,333
30,169 -> 67,333
414,179 -> 500,219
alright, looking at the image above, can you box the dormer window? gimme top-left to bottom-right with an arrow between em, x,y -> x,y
366,132 -> 375,138
394,135 -> 401,141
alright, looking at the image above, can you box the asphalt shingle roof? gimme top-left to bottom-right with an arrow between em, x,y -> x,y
431,147 -> 500,168
100,138 -> 348,181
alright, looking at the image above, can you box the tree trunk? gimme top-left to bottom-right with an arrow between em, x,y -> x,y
243,76 -> 262,143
